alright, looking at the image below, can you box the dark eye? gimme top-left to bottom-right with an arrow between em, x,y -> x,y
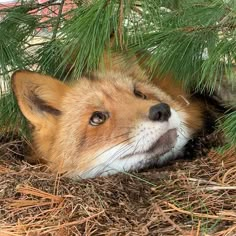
134,89 -> 147,99
89,111 -> 109,126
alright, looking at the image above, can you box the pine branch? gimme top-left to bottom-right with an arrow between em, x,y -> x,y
0,0 -> 235,145
118,0 -> 124,49
51,0 -> 65,41
180,23 -> 236,33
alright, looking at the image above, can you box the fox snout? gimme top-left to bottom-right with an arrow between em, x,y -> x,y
148,103 -> 171,122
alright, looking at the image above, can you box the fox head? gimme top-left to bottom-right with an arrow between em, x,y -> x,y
12,70 -> 203,179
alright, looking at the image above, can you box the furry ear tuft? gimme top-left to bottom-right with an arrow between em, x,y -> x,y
12,70 -> 69,127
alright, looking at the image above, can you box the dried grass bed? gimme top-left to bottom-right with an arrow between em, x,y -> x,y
0,138 -> 235,236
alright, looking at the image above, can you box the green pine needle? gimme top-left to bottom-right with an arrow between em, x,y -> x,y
0,0 -> 235,146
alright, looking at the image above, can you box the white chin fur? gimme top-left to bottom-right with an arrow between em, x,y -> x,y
69,108 -> 191,179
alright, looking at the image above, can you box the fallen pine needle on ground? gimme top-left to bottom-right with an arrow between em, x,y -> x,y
0,137 -> 235,236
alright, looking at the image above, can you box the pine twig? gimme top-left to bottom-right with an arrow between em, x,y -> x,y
164,201 -> 236,221
155,205 -> 185,235
181,23 -> 236,33
118,0 -> 124,49
51,0 -> 65,41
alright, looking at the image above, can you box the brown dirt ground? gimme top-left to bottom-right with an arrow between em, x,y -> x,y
0,137 -> 235,236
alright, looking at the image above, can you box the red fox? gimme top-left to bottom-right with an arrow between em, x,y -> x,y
12,54 -> 211,179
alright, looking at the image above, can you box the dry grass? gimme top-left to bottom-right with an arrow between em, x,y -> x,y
0,137 -> 235,236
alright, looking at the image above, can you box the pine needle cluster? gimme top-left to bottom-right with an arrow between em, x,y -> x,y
0,0 -> 235,147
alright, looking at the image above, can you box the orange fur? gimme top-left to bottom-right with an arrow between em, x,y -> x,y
12,54 -> 206,179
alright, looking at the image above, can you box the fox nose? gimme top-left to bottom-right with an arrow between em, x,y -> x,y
148,103 -> 171,122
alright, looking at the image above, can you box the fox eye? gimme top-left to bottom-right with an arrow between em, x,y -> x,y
134,89 -> 147,99
89,111 -> 109,126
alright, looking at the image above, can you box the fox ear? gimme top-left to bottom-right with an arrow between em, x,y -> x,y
12,70 -> 69,127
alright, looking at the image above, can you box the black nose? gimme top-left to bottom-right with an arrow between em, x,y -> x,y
148,103 -> 171,122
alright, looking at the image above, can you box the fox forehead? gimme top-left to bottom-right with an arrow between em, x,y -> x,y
63,73 -> 169,111
72,74 -> 145,98
59,75 -> 154,130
